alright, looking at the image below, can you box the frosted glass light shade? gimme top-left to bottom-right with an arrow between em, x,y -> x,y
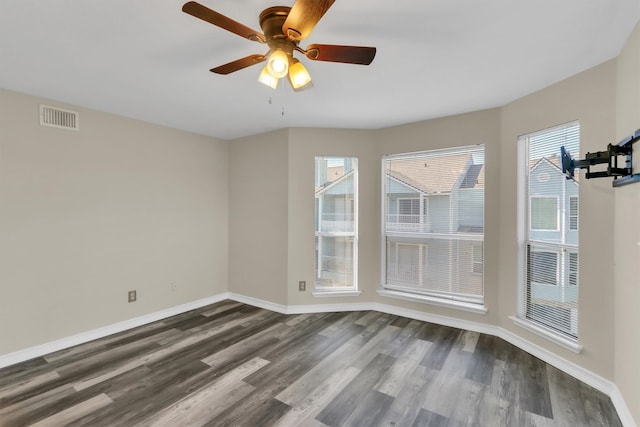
267,50 -> 289,79
258,66 -> 278,89
289,59 -> 312,90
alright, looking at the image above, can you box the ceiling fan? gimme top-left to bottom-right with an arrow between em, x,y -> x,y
182,0 -> 376,91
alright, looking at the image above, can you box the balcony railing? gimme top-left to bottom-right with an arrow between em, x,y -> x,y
385,214 -> 431,233
320,255 -> 354,275
318,213 -> 354,233
386,261 -> 419,283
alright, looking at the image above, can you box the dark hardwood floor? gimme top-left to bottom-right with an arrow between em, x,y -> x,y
0,300 -> 622,426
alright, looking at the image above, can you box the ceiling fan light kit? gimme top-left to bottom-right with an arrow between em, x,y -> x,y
258,65 -> 279,89
182,0 -> 376,92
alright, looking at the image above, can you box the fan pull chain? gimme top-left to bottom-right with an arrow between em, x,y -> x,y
267,95 -> 285,117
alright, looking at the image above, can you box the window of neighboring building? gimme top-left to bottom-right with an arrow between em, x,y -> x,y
518,122 -> 579,340
315,157 -> 358,292
569,196 -> 578,230
397,198 -> 421,223
568,252 -> 578,286
531,196 -> 559,230
382,145 -> 485,307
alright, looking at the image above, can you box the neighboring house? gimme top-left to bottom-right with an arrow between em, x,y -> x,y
384,153 -> 484,297
528,156 -> 579,333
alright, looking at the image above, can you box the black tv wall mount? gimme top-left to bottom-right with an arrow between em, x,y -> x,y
561,128 -> 640,187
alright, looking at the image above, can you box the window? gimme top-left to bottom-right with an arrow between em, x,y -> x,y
315,157 -> 358,291
519,122 -> 579,339
569,196 -> 578,230
531,196 -> 558,230
568,252 -> 578,286
382,145 -> 485,306
398,198 -> 421,223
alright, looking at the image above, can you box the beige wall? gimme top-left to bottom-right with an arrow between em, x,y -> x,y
499,61 -> 617,378
228,129 -> 289,305
615,21 -> 640,423
373,109 -> 502,325
286,128 -> 378,306
0,89 -> 229,355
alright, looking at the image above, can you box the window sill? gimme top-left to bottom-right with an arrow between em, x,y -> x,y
312,290 -> 362,298
377,289 -> 487,315
510,316 -> 583,354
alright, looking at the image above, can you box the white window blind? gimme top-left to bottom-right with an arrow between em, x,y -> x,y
315,157 -> 358,290
519,122 -> 579,339
382,145 -> 485,305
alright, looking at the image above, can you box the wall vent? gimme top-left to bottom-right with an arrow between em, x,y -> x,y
39,105 -> 79,131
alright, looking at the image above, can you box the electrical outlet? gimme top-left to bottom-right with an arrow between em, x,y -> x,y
128,290 -> 137,303
298,281 -> 306,291
171,282 -> 178,292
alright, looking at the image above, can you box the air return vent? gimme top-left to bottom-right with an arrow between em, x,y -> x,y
39,105 -> 79,131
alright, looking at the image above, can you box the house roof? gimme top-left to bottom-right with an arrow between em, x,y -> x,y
531,155 -> 580,184
316,169 -> 353,195
315,165 -> 345,193
387,153 -> 484,194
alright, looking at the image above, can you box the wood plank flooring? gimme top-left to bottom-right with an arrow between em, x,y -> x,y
0,300 -> 622,426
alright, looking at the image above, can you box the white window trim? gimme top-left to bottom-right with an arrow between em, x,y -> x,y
315,157 -> 358,292
517,121 -> 581,346
378,289 -> 487,314
380,145 -> 485,309
313,290 -> 362,298
510,316 -> 582,353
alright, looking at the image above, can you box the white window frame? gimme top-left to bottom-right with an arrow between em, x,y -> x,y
514,122 -> 582,353
379,145 -> 486,314
314,157 -> 360,298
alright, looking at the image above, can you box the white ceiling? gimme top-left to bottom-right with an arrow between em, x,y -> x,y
1,1 -> 639,140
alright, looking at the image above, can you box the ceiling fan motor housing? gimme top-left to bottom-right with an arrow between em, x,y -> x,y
259,6 -> 296,56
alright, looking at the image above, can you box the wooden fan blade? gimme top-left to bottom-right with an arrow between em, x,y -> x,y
304,44 -> 376,65
282,0 -> 335,41
210,54 -> 266,74
182,1 -> 265,43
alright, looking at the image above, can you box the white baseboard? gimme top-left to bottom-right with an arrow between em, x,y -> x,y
611,384 -> 638,427
1,292 -> 635,427
0,294 -> 228,370
227,292 -> 289,314
226,292 -> 371,315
